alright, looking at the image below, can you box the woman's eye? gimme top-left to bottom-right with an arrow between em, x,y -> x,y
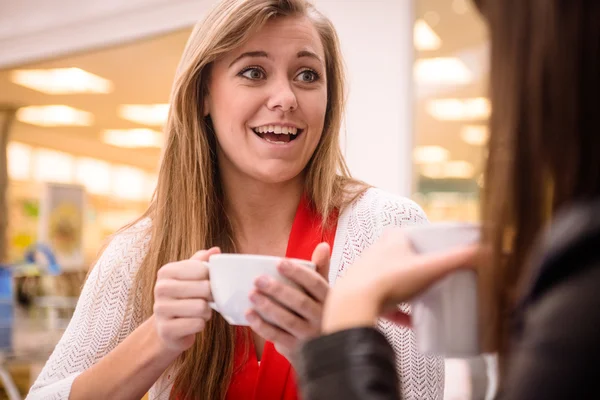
240,67 -> 265,80
296,70 -> 319,83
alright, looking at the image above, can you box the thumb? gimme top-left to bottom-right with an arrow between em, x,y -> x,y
312,242 -> 331,281
190,247 -> 221,262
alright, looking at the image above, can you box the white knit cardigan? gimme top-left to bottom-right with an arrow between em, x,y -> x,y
26,188 -> 444,400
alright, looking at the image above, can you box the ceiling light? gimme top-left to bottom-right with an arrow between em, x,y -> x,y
118,104 -> 170,126
17,105 -> 94,127
10,68 -> 112,94
33,149 -> 74,183
75,158 -> 112,195
7,142 -> 32,181
461,125 -> 489,145
102,129 -> 163,148
444,161 -> 475,178
420,164 -> 445,179
415,57 -> 472,85
111,166 -> 147,201
427,97 -> 491,121
413,146 -> 450,164
421,161 -> 475,179
414,19 -> 442,51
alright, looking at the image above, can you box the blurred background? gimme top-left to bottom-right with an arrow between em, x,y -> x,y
0,0 -> 488,398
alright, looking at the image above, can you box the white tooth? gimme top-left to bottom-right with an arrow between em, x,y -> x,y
274,126 -> 282,134
267,125 -> 274,133
265,138 -> 286,144
260,126 -> 266,133
290,127 -> 297,135
280,127 -> 288,134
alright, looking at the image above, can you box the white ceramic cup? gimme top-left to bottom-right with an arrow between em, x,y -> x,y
404,222 -> 481,358
205,254 -> 316,326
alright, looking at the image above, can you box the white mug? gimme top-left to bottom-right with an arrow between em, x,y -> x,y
205,254 -> 316,326
404,222 -> 481,358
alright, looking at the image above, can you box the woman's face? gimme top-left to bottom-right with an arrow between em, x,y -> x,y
205,16 -> 328,185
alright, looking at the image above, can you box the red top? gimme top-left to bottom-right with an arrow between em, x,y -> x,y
176,196 -> 338,399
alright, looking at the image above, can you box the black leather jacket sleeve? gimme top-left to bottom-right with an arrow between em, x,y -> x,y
297,327 -> 401,400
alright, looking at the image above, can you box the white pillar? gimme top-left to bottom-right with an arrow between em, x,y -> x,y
315,0 -> 415,196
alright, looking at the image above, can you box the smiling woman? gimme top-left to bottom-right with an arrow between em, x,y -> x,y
25,1 -> 444,400
205,16 -> 327,185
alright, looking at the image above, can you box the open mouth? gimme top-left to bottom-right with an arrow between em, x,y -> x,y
252,125 -> 303,144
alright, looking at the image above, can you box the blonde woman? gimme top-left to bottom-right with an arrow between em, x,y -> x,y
26,1 -> 443,399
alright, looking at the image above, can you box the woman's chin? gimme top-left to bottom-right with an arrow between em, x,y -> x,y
249,166 -> 306,186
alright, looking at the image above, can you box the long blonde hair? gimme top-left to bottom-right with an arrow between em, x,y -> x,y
129,0 -> 366,398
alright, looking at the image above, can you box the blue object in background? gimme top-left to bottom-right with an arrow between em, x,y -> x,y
23,243 -> 60,276
0,244 -> 61,353
0,266 -> 13,352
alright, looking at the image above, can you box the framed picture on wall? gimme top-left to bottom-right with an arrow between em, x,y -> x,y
38,183 -> 86,271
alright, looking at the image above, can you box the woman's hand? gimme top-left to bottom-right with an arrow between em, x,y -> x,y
153,247 -> 221,353
246,242 -> 331,362
322,228 -> 480,334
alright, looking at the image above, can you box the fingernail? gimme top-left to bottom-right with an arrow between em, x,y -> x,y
256,276 -> 270,289
278,261 -> 291,272
249,292 -> 262,304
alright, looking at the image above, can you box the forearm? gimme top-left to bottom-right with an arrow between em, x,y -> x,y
322,285 -> 382,334
70,316 -> 180,400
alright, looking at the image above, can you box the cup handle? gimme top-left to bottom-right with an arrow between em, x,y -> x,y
202,260 -> 219,312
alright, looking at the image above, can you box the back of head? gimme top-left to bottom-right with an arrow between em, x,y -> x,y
475,0 -> 600,372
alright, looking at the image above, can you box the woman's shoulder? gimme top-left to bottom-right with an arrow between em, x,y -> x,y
342,187 -> 428,228
525,200 -> 600,304
507,202 -> 600,399
104,217 -> 152,254
91,217 -> 153,277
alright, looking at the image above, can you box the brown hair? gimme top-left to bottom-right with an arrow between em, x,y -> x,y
127,0 -> 365,399
474,0 -> 600,371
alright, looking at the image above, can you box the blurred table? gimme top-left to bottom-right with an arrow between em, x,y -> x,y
0,297 -> 77,399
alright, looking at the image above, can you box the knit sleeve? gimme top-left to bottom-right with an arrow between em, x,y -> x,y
25,220 -> 151,400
